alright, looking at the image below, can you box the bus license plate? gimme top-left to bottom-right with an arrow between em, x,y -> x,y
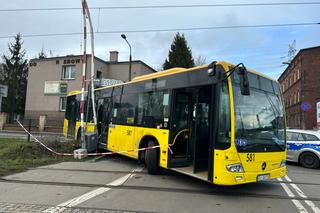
257,174 -> 270,182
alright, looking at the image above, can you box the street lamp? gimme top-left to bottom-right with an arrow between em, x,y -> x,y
121,34 -> 132,81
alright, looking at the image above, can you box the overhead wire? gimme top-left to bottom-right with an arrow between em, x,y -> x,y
0,22 -> 319,39
1,2 -> 320,12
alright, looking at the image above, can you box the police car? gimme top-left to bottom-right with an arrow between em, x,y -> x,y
286,129 -> 320,169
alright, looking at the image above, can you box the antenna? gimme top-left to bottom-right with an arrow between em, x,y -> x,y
282,40 -> 296,65
288,40 -> 296,62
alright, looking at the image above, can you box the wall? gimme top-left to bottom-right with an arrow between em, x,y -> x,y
25,55 -> 104,120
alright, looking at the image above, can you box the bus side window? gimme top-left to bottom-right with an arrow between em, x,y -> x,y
216,82 -> 231,149
137,91 -> 169,128
112,94 -> 137,125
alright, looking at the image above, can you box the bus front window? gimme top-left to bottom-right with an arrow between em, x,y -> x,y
233,84 -> 285,152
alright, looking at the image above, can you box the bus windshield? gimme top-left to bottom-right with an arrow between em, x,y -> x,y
233,82 -> 285,152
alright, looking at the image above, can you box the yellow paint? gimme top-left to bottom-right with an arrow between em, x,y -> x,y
63,61 -> 286,185
213,61 -> 286,185
63,119 -> 68,137
67,90 -> 81,96
107,124 -> 169,168
213,151 -> 286,185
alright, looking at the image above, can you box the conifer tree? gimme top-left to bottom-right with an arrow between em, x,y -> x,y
1,33 -> 28,122
163,33 -> 195,70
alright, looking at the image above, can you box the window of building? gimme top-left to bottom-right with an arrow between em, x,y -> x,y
297,69 -> 300,79
297,90 -> 300,103
96,70 -> 102,79
60,97 -> 67,111
293,92 -> 296,104
62,66 -> 76,79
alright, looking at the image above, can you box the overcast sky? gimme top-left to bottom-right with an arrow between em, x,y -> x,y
0,0 -> 319,79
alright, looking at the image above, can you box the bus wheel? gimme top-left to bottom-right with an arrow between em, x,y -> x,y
145,140 -> 161,174
299,152 -> 320,169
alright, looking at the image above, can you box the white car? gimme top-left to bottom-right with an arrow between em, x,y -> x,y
286,129 -> 320,169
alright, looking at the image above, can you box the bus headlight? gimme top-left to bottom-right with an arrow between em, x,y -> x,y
279,160 -> 286,168
226,163 -> 244,173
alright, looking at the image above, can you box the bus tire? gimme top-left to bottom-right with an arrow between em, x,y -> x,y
299,152 -> 320,169
145,140 -> 161,175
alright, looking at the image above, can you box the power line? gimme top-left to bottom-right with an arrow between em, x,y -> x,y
0,22 -> 319,39
1,2 -> 320,12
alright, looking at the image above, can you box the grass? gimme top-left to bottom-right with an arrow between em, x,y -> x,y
0,138 -> 76,177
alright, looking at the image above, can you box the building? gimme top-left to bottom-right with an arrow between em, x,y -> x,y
25,51 -> 155,123
278,46 -> 320,130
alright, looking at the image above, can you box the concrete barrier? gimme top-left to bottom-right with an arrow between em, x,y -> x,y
39,115 -> 47,132
0,113 -> 7,130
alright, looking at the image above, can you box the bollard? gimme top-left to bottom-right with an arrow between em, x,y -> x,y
27,119 -> 31,142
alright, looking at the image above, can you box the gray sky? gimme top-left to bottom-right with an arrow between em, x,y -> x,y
0,0 -> 319,79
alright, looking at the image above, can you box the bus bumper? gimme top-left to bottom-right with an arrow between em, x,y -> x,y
213,166 -> 286,185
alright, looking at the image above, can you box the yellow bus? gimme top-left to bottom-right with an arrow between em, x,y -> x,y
63,61 -> 286,185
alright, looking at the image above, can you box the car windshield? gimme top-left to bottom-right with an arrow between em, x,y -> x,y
233,84 -> 285,152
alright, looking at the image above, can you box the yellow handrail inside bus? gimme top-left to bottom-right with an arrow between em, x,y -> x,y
171,129 -> 190,147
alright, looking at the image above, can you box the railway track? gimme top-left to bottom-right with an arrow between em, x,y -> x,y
1,176 -> 320,202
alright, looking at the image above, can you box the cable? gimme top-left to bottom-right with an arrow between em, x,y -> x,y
0,22 -> 318,39
1,2 -> 320,12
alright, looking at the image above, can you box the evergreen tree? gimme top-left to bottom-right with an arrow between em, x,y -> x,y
1,33 -> 28,122
163,33 -> 195,70
38,47 -> 47,59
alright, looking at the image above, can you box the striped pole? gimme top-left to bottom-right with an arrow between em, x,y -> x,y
80,0 -> 87,148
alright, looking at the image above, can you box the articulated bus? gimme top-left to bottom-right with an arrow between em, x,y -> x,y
63,61 -> 286,185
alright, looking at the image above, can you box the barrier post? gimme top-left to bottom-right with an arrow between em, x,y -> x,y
27,119 -> 31,142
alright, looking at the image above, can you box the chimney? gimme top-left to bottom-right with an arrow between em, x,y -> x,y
109,51 -> 119,62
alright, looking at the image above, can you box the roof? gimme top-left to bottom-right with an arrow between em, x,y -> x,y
95,61 -> 277,91
278,46 -> 320,81
29,54 -> 156,72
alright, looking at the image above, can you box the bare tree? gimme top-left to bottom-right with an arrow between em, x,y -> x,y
194,55 -> 207,66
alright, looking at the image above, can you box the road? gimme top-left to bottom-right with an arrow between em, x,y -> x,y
0,155 -> 319,213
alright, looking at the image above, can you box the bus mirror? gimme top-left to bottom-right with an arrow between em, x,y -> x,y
238,67 -> 250,96
207,61 -> 217,77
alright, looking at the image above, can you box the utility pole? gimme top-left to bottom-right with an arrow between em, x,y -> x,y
80,0 -> 97,150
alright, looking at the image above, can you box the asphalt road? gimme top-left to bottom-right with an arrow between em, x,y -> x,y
0,155 -> 319,213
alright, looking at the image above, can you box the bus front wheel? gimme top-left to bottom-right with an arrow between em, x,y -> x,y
145,140 -> 161,174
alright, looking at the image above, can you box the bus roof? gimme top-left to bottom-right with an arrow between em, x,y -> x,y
92,61 -> 277,92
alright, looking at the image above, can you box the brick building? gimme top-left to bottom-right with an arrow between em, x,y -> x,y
278,46 -> 320,130
25,51 -> 155,123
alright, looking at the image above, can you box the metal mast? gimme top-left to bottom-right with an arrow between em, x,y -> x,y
83,0 -> 97,128
80,0 -> 88,148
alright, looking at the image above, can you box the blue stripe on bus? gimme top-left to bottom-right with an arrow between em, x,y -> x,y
287,143 -> 320,152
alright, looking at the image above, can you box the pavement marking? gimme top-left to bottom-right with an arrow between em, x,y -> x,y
42,166 -> 144,213
278,178 -> 309,213
284,175 -> 320,213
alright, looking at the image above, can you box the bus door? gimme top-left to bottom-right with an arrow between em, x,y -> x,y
97,97 -> 112,145
192,85 -> 212,174
169,89 -> 193,167
67,96 -> 78,140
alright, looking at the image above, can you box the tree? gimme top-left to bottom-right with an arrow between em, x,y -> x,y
163,33 -> 195,70
194,55 -> 207,66
1,33 -> 28,122
38,47 -> 47,59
